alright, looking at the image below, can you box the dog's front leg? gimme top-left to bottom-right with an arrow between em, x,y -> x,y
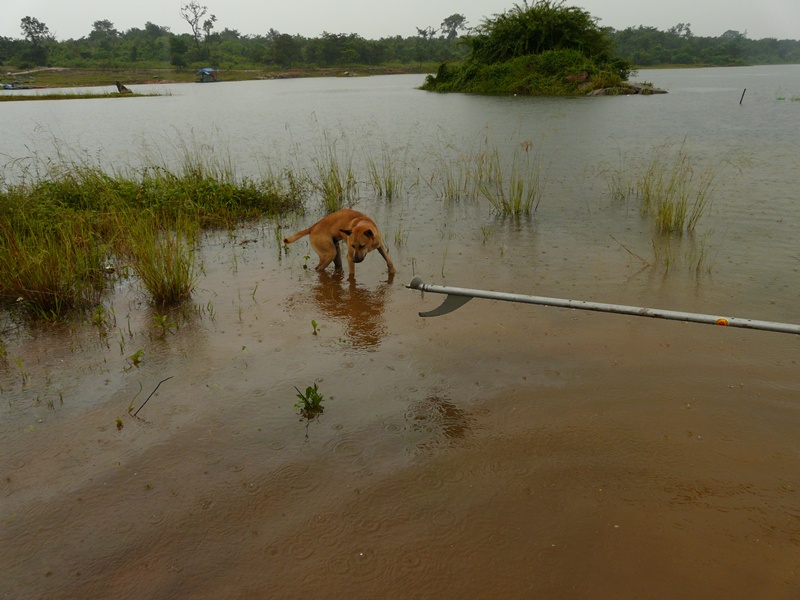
378,245 -> 396,274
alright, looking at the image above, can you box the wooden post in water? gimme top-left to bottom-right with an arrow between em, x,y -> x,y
740,88 -> 746,104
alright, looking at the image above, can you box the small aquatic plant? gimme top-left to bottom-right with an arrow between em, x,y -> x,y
128,349 -> 144,368
295,383 -> 325,418
151,313 -> 177,338
14,356 -> 30,385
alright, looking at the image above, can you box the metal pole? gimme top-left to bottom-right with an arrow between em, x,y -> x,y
407,277 -> 800,336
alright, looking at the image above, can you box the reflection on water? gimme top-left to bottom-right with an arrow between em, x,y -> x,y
405,395 -> 475,450
290,270 -> 394,350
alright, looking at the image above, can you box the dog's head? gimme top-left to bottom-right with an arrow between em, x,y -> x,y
340,226 -> 376,263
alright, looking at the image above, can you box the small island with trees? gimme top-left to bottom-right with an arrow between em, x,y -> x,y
422,1 -> 648,96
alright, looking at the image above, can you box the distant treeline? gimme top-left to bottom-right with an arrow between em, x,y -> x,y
610,24 -> 800,67
2,17 -> 799,71
0,20 -> 469,70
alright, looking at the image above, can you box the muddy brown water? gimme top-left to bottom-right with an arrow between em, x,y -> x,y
2,68 -> 800,598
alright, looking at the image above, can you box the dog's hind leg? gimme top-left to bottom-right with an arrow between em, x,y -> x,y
311,237 -> 340,272
333,240 -> 343,270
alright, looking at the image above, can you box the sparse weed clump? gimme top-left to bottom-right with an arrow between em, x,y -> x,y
427,131 -> 546,215
313,135 -> 357,212
636,142 -> 716,234
120,214 -> 199,307
604,141 -> 717,235
602,140 -> 724,274
478,138 -> 544,215
366,146 -> 404,200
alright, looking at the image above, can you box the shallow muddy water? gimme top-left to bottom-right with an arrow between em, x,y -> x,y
2,67 -> 800,598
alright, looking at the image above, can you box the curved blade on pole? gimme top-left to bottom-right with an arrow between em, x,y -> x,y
406,277 -> 800,336
418,293 -> 472,317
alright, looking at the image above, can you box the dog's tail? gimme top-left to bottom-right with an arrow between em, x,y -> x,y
283,227 -> 311,245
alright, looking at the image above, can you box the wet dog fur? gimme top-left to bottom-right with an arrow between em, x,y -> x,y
283,209 -> 395,275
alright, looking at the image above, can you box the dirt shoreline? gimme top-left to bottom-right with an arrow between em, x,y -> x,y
2,65 -> 432,89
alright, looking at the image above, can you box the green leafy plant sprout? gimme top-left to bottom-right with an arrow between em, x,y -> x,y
128,349 -> 144,368
152,314 -> 175,338
294,383 -> 325,418
311,319 -> 319,335
14,357 -> 30,385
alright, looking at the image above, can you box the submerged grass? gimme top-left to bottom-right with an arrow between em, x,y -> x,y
120,214 -> 199,307
478,138 -> 544,215
606,141 -> 717,235
313,133 -> 357,212
0,144 -> 304,319
637,142 -> 716,234
366,145 -> 405,200
427,130 -> 546,214
602,140 -> 725,274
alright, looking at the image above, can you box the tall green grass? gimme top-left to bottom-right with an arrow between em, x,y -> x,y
366,145 -> 404,200
0,211 -> 110,319
120,214 -> 199,307
0,145 -> 304,319
478,138 -> 544,215
427,132 -> 545,214
606,141 -> 716,234
637,143 -> 716,234
602,141 -> 723,274
313,134 -> 357,212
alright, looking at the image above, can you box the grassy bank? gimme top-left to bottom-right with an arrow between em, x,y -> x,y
0,92 -> 164,102
0,152 -> 304,318
2,64 -> 436,90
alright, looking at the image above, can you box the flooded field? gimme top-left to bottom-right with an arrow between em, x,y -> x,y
2,67 -> 800,598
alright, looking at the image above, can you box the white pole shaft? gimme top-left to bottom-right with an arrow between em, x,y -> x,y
407,277 -> 800,335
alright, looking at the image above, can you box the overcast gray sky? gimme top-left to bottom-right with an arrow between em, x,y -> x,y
3,0 -> 799,41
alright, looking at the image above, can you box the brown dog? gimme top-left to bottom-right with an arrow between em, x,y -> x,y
283,209 -> 396,275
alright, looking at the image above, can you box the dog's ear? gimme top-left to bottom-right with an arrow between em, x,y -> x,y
364,229 -> 374,239
339,228 -> 352,236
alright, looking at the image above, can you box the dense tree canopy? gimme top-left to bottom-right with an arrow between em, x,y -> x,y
608,25 -> 800,66
422,1 -> 631,95
0,14 -> 469,69
466,1 -> 613,64
1,4 -> 798,71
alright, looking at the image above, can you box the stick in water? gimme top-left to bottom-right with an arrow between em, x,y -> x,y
133,376 -> 175,417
